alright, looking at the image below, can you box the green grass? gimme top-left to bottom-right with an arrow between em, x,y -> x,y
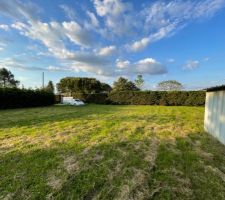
0,105 -> 225,199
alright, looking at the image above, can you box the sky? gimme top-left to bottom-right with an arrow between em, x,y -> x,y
0,0 -> 225,90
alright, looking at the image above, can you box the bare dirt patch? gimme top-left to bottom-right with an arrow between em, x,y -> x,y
63,156 -> 80,175
47,175 -> 64,190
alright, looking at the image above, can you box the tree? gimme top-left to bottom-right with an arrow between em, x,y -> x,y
100,83 -> 112,93
45,81 -> 54,93
112,77 -> 139,92
157,80 -> 184,91
0,68 -> 19,88
57,77 -> 107,95
135,74 -> 144,90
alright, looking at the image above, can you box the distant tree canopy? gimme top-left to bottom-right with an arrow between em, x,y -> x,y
0,68 -> 20,88
57,77 -> 111,95
135,74 -> 144,90
100,82 -> 112,93
112,77 -> 139,92
45,81 -> 54,93
157,80 -> 184,91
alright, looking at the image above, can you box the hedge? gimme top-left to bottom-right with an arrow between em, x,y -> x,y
0,88 -> 55,109
71,91 -> 205,106
108,91 -> 206,106
72,93 -> 110,104
55,94 -> 62,104
206,85 -> 225,92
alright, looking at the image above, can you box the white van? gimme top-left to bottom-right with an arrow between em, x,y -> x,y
62,97 -> 85,106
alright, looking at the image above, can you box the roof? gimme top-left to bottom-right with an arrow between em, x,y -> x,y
206,85 -> 225,92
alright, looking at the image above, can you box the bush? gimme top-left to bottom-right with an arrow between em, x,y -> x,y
59,91 -> 205,106
0,88 -> 55,109
108,91 -> 205,106
72,93 -> 110,104
54,95 -> 62,104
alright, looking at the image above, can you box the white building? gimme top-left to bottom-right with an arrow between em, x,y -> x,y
204,86 -> 225,145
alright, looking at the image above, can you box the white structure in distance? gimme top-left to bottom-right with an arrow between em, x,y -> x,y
204,86 -> 225,145
62,97 -> 85,106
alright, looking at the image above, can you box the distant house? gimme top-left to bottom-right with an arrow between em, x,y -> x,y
204,85 -> 225,145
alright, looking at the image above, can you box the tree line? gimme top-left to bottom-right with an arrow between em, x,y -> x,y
0,68 -> 54,93
0,67 -> 184,94
57,76 -> 184,94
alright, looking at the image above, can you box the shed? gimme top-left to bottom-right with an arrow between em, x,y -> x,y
204,85 -> 225,145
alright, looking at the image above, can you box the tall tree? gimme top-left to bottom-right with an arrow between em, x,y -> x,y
57,77 -> 105,95
100,83 -> 112,93
135,74 -> 144,90
45,81 -> 54,93
157,80 -> 184,91
112,77 -> 139,91
0,68 -> 19,88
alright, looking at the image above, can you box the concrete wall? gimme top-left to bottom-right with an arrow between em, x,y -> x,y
204,90 -> 225,145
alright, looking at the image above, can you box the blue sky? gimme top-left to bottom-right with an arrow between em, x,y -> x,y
0,0 -> 225,90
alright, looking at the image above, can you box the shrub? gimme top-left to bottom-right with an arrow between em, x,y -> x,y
72,93 -> 110,104
54,95 -> 62,104
0,88 -> 55,109
59,91 -> 205,106
108,91 -> 205,106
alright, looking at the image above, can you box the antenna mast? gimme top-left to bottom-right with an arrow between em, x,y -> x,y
42,72 -> 45,88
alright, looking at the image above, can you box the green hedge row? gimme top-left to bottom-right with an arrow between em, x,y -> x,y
72,93 -> 110,104
206,85 -> 225,92
108,91 -> 206,106
0,88 -> 55,109
71,91 -> 205,106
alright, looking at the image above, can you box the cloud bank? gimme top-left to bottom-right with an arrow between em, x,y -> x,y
0,0 -> 224,76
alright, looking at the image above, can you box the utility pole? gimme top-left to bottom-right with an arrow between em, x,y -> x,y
42,72 -> 45,88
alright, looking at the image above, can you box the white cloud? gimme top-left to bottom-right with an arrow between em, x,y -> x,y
97,45 -> 116,56
135,58 -> 167,74
116,59 -> 130,69
128,37 -> 150,52
59,4 -> 76,20
184,60 -> 200,70
18,76 -> 29,81
0,57 -> 45,71
0,0 -> 41,21
127,21 -> 181,52
127,0 -> 225,51
203,57 -> 210,61
194,0 -> 225,18
0,47 -> 4,51
47,65 -> 72,72
2,0 -> 224,77
93,0 -> 128,17
62,21 -> 94,47
116,58 -> 167,75
87,11 -> 99,27
92,0 -> 137,36
167,58 -> 175,63
0,24 -> 9,31
12,20 -> 94,56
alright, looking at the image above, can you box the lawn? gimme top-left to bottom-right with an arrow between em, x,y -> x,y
0,105 -> 225,199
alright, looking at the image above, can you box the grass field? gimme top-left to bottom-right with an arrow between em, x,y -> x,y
0,105 -> 225,199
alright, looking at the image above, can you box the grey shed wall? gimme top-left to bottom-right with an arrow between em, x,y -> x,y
204,90 -> 225,145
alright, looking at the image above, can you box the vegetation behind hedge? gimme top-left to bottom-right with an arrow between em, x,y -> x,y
0,88 -> 55,109
74,91 -> 206,106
